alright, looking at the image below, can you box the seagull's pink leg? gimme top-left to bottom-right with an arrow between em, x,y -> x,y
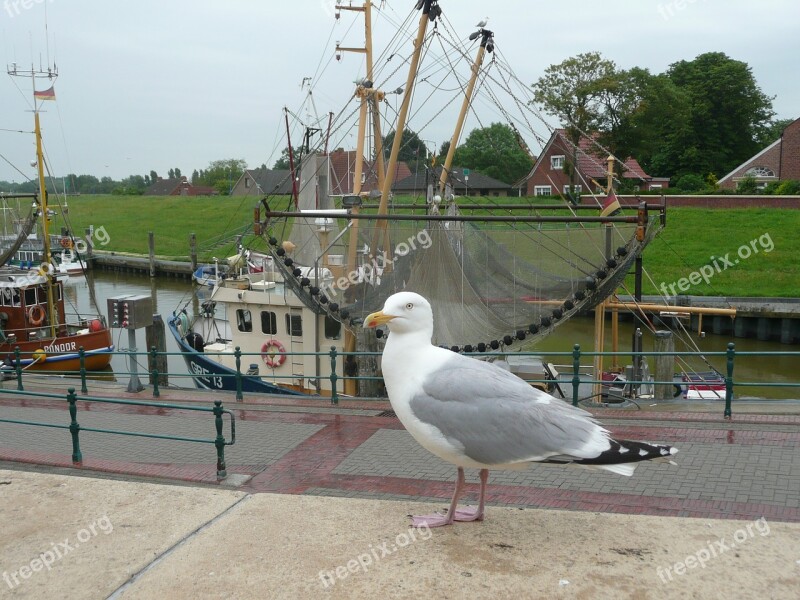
411,467 -> 466,528
453,468 -> 488,522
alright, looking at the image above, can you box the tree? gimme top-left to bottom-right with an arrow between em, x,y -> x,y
149,170 -> 158,183
666,52 -> 775,177
201,159 -> 247,195
191,169 -> 199,184
449,123 -> 534,185
531,52 -> 616,191
273,147 -> 293,170
757,118 -> 794,146
174,167 -> 182,179
168,168 -> 175,179
382,128 -> 429,172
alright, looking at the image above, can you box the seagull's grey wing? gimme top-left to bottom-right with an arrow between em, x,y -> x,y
409,355 -> 609,465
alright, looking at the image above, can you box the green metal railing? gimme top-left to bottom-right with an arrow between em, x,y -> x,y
4,343 -> 800,420
0,387 -> 235,478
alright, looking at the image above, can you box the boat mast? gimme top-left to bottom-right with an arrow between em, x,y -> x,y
372,0 -> 440,257
7,61 -> 59,337
439,27 -> 493,198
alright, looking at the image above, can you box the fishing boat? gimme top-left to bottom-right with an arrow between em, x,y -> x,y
1,62 -> 114,374
172,1 -> 671,397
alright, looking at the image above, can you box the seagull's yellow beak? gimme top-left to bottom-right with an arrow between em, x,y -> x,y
365,310 -> 395,328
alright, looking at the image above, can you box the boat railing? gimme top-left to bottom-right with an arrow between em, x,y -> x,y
3,343 -> 800,419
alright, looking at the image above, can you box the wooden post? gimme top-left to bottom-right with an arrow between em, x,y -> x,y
84,228 -> 94,259
146,314 -> 169,387
148,232 -> 155,277
189,233 -> 197,273
355,327 -> 381,397
654,330 -> 675,401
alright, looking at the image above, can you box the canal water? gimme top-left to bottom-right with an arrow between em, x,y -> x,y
64,270 -> 799,399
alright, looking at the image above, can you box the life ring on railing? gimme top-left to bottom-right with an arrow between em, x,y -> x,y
27,304 -> 46,327
261,339 -> 287,369
59,237 -> 73,249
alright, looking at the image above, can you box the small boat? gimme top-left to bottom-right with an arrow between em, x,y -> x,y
681,371 -> 726,400
193,264 -> 225,287
1,62 -> 114,374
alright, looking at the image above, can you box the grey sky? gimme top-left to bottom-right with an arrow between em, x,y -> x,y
1,0 -> 797,184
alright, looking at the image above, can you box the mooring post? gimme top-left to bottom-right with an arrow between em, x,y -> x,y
78,347 -> 88,394
67,387 -> 82,464
189,233 -> 197,273
572,344 -> 581,407
724,342 -> 735,419
234,346 -> 243,401
146,314 -> 168,390
213,399 -> 227,479
14,346 -> 23,391
329,346 -> 339,405
148,231 -> 155,277
654,330 -> 675,401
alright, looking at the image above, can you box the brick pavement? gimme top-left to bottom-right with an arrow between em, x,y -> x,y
1,395 -> 799,522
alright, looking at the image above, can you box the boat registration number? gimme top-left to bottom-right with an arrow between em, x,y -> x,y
190,361 -> 224,388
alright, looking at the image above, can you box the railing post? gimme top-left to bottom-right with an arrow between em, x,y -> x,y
150,345 -> 160,398
572,344 -> 581,407
213,400 -> 227,479
329,346 -> 339,405
234,346 -> 243,401
14,346 -> 23,391
67,387 -> 82,464
79,347 -> 88,394
724,342 -> 735,419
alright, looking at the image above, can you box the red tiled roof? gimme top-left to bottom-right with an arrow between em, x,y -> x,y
554,129 -> 651,180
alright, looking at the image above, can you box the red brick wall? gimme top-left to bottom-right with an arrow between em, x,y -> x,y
526,137 -> 580,196
718,142 -> 782,190
780,119 -> 800,181
613,195 -> 800,208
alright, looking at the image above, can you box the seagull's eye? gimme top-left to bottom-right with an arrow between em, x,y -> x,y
405,302 -> 413,310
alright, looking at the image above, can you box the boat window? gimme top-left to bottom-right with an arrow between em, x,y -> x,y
324,315 -> 341,340
24,287 -> 37,306
286,314 -> 302,337
236,309 -> 253,332
0,288 -> 12,306
261,311 -> 277,335
11,289 -> 20,307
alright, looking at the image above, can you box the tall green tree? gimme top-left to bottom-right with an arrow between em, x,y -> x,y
201,159 -> 247,195
531,52 -> 616,192
666,52 -> 775,177
450,123 -> 533,185
383,128 -> 429,172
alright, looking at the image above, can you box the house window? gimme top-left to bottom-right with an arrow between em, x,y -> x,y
562,185 -> 582,194
325,315 -> 341,340
534,185 -> 552,196
260,311 -> 277,335
236,309 -> 253,332
286,314 -> 302,337
244,177 -> 251,189
649,184 -> 662,190
745,166 -> 775,178
551,155 -> 565,170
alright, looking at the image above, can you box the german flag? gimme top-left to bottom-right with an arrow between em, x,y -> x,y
600,190 -> 621,218
34,86 -> 56,101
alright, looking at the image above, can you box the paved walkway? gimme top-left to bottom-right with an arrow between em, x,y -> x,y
1,385 -> 799,523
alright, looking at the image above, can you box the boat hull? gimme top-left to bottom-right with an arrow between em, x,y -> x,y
1,329 -> 114,373
168,317 -> 305,396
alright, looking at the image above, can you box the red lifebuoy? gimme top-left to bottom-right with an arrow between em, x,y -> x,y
261,339 -> 287,368
27,304 -> 46,326
60,237 -> 73,249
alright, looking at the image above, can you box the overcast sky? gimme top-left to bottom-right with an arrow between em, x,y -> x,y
1,0 -> 797,184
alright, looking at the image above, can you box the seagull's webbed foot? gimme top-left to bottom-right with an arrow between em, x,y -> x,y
410,468 -> 489,528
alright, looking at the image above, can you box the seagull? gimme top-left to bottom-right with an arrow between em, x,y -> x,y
475,17 -> 488,28
366,292 -> 678,528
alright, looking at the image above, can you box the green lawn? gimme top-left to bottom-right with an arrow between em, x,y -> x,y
57,195 -> 800,297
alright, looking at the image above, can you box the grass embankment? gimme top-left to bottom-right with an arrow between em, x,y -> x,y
60,195 -> 800,297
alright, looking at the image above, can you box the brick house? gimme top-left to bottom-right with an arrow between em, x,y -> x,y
144,176 -> 215,196
717,117 -> 800,190
392,166 -> 511,197
524,129 -> 669,197
327,149 -> 412,195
